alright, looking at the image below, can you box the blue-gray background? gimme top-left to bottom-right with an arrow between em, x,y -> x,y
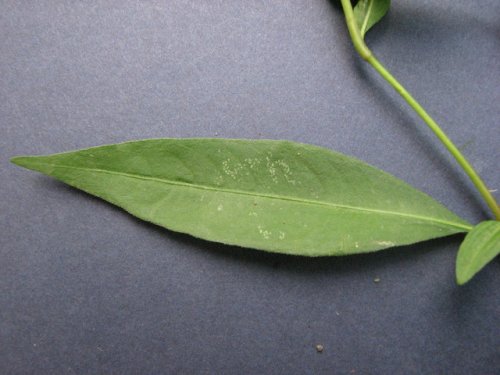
1,1 -> 499,374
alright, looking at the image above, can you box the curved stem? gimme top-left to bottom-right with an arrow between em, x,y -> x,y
367,56 -> 499,220
340,0 -> 372,60
339,0 -> 499,221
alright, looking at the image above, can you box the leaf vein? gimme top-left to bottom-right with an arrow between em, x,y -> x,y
361,0 -> 374,36
44,162 -> 472,231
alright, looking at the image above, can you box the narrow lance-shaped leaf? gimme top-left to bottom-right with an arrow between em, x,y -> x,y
456,220 -> 500,285
11,139 -> 471,256
353,0 -> 391,38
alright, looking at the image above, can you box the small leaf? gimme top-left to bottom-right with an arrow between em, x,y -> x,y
456,221 -> 500,285
353,0 -> 391,38
11,139 -> 471,256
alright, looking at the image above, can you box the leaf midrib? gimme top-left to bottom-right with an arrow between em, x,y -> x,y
35,161 -> 471,231
361,0 -> 374,36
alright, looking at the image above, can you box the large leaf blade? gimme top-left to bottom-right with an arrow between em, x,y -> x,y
11,139 -> 471,256
456,221 -> 500,285
353,0 -> 391,38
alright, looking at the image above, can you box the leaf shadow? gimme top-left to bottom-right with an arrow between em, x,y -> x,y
437,256 -> 499,329
133,208 -> 464,280
36,176 -> 466,280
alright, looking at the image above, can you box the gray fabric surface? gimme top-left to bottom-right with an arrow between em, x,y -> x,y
1,1 -> 499,374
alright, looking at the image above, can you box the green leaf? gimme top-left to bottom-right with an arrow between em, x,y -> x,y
456,220 -> 500,285
11,139 -> 471,256
353,0 -> 391,38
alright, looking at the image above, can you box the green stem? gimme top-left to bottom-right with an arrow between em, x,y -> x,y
340,0 -> 372,60
367,57 -> 500,220
339,0 -> 500,221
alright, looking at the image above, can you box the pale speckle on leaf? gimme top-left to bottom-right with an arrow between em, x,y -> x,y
244,157 -> 261,169
376,240 -> 395,247
257,225 -> 271,239
265,156 -> 296,185
222,158 -> 244,180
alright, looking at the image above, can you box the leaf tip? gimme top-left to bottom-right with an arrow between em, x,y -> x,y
455,249 -> 476,286
10,156 -> 33,168
455,272 -> 468,286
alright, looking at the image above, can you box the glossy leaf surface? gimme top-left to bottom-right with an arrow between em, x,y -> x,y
12,139 -> 471,256
353,0 -> 391,38
456,220 -> 500,285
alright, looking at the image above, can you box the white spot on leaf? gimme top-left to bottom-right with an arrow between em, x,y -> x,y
257,225 -> 271,239
244,157 -> 261,169
222,158 -> 244,180
376,241 -> 395,247
214,174 -> 224,186
265,156 -> 296,185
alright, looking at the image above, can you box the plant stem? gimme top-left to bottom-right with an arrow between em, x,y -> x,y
339,0 -> 500,221
367,57 -> 500,220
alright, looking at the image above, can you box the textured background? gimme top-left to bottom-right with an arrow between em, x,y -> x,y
1,1 -> 499,374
